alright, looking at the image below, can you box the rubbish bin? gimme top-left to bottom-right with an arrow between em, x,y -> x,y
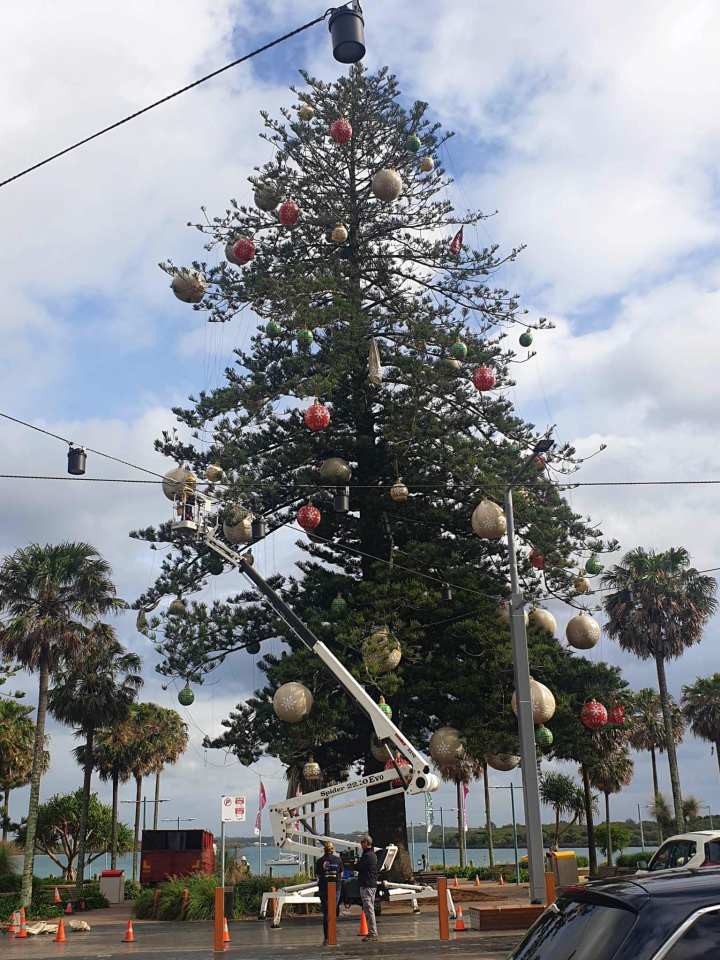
549,851 -> 578,888
99,869 -> 125,903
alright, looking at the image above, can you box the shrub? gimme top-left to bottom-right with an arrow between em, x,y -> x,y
0,873 -> 21,893
157,877 -> 190,921
185,874 -> 217,920
617,851 -> 654,871
125,879 -> 141,901
0,840 -> 19,878
133,887 -> 157,919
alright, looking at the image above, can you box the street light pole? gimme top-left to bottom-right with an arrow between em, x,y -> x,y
505,483 -> 546,904
637,804 -> 646,852
440,807 -> 446,871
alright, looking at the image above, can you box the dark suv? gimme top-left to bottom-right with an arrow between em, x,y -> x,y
509,868 -> 720,959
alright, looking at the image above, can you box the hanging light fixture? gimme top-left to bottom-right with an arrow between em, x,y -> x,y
67,445 -> 87,476
328,2 -> 365,64
334,486 -> 350,512
251,517 -> 268,540
442,583 -> 453,602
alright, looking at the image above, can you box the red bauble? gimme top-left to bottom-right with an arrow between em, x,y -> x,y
384,756 -> 411,788
330,118 -> 353,144
232,237 -> 255,264
581,699 -> 608,730
297,504 -> 321,530
532,454 -> 546,470
303,401 -> 331,432
608,704 -> 625,725
529,548 -> 545,570
279,200 -> 300,226
472,366 -> 496,391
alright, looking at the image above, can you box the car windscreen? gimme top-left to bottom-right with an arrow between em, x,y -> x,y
510,896 -> 637,960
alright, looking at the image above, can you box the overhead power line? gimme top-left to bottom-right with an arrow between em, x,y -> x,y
0,9 -> 332,191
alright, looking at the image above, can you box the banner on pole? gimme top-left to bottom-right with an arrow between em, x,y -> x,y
221,795 -> 246,822
462,782 -> 469,832
424,793 -> 434,834
254,780 -> 267,835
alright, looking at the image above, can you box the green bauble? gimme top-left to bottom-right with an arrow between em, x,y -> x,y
535,724 -> 553,750
265,320 -> 280,338
178,685 -> 195,707
297,329 -> 314,350
406,134 -> 422,153
246,641 -> 261,655
450,339 -> 467,360
378,695 -> 393,720
206,554 -> 224,576
585,556 -> 604,576
519,331 -> 533,348
330,595 -> 348,618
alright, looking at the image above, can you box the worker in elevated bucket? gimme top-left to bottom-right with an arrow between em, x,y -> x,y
316,840 -> 344,946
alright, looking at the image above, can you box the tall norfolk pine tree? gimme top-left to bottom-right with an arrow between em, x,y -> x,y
134,67 -> 612,878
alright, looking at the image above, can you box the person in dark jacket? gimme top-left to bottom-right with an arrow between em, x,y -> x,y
357,834 -> 379,941
316,841 -> 344,945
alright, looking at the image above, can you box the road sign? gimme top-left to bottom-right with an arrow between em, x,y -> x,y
221,795 -> 246,822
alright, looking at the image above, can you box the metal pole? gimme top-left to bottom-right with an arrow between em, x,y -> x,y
505,487 -> 545,904
511,784 -> 520,885
259,817 -> 263,876
221,821 -> 225,886
440,807 -> 446,871
638,804 -> 646,852
143,797 -> 146,831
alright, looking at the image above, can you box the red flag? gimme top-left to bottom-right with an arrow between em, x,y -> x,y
254,780 -> 267,835
449,226 -> 464,256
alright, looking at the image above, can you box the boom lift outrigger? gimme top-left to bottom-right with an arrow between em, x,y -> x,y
170,488 -> 455,925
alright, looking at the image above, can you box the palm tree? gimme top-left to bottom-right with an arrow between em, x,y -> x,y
653,793 -> 701,836
148,707 -> 188,829
588,749 -> 634,865
481,761 -> 495,868
49,630 -> 142,894
0,543 -> 124,906
682,674 -> 720,778
627,688 -> 684,841
0,699 -> 40,842
540,773 -> 587,848
602,547 -> 717,832
435,753 -> 482,868
94,727 -> 135,870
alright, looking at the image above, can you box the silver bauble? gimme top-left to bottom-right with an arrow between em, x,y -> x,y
273,682 -> 313,723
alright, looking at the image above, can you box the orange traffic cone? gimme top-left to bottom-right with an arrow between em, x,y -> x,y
358,910 -> 369,937
474,874 -> 480,887
17,908 -> 28,939
55,919 -> 67,943
7,910 -> 18,937
122,919 -> 136,943
53,886 -> 61,905
454,905 -> 466,932
65,900 -> 73,914
223,917 -> 231,944
452,875 -> 459,889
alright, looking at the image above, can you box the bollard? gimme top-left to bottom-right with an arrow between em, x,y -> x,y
437,877 -> 450,941
545,871 -> 556,905
326,880 -> 337,946
180,887 -> 190,920
214,887 -> 226,952
152,888 -> 161,919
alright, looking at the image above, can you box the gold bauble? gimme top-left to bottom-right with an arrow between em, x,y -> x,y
486,754 -> 521,772
371,168 -> 403,202
471,499 -> 507,539
205,464 -> 224,482
362,626 -> 402,674
162,466 -> 197,501
566,612 -> 601,650
528,607 -> 557,636
298,104 -> 315,121
331,224 -> 348,244
429,726 -> 465,768
511,677 -> 556,724
171,270 -> 206,304
390,478 -> 409,503
273,682 -> 313,723
419,156 -> 435,173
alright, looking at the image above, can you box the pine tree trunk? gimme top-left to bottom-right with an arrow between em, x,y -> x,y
482,763 -> 494,868
132,774 -> 142,883
605,792 -> 612,866
655,652 -> 684,831
456,781 -> 466,868
581,764 -> 597,876
74,726 -> 95,896
110,770 -> 119,870
20,656 -> 49,907
1,787 -> 9,842
555,810 -> 560,848
153,771 -> 161,830
650,748 -> 663,842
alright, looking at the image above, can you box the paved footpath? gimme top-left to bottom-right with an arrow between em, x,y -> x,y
4,907 -> 522,960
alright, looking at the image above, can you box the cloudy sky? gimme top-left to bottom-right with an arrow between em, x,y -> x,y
2,0 -> 720,845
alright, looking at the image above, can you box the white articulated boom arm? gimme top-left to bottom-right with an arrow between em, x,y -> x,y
171,490 -> 438,858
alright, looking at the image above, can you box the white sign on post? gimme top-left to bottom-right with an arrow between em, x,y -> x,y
221,795 -> 246,822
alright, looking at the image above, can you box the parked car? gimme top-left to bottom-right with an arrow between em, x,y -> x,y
509,867 -> 720,959
637,830 -> 720,874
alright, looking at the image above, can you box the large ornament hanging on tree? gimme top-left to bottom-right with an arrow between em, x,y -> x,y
162,466 -> 196,500
472,366 -> 496,391
566,612 -> 601,650
273,682 -> 313,723
471,499 -> 506,539
265,319 -> 280,338
304,400 -> 331,432
278,200 -> 300,226
608,704 -> 625,725
497,600 -> 529,627
529,548 -> 545,570
178,684 -> 194,707
331,224 -> 349,244
297,504 -> 322,531
378,695 -> 392,720
362,626 -> 402,674
406,134 -> 422,153
171,270 -> 206,304
580,699 -> 608,730
168,598 -> 188,618
297,103 -> 315,121
450,339 -> 467,360
429,726 -> 465,768
486,754 -> 521,772
246,641 -> 261,655
585,556 -> 604,576
231,237 -> 255,265
330,117 -> 353,143
205,464 -> 224,482
330,595 -> 348,618
529,607 -> 557,636
297,329 -> 314,350
303,757 -> 322,783
371,168 -> 403,202
254,186 -> 279,211
419,156 -> 435,173
370,734 -> 389,763
535,725 -> 554,750
319,457 -> 352,484
390,478 -> 409,503
512,677 -> 556,725
519,331 -> 533,348
223,506 -> 253,544
574,574 -> 590,594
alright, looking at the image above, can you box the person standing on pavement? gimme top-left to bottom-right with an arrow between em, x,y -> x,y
316,841 -> 344,945
358,834 -> 379,942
